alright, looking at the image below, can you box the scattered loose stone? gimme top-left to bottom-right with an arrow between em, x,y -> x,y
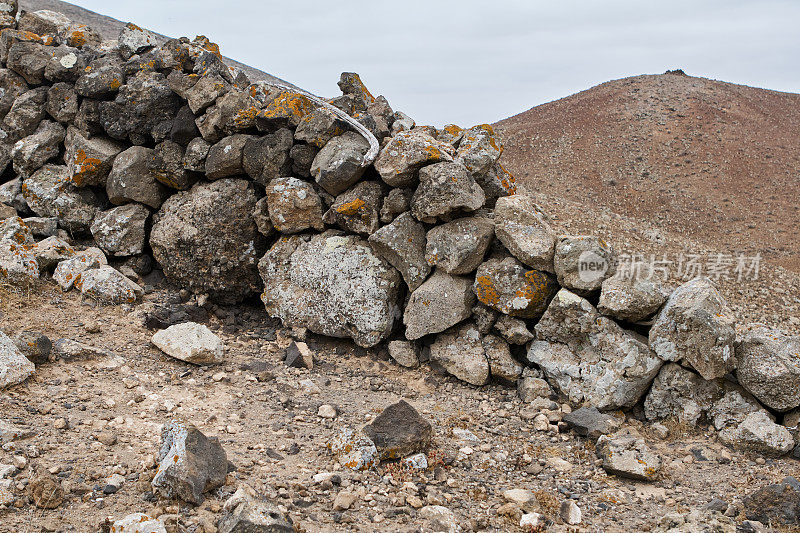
363,400 -> 432,460
0,330 -> 36,389
328,427 -> 379,471
111,513 -> 167,533
27,473 -> 65,509
387,340 -> 419,368
152,323 -> 223,365
596,429 -> 662,481
562,407 -> 623,440
218,498 -> 294,533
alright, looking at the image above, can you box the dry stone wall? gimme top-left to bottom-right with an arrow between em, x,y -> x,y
1,5 -> 799,459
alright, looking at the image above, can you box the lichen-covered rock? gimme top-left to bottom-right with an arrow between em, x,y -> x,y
265,177 -> 325,234
473,256 -> 558,319
736,326 -> 800,412
455,124 -> 503,178
554,235 -> 616,294
90,203 -> 150,257
152,420 -> 227,504
425,216 -> 494,275
595,429 -> 661,481
493,315 -> 534,345
528,289 -> 664,410
46,82 -> 78,123
11,120 -> 65,176
0,330 -> 35,389
476,161 -> 517,203
218,500 -> 294,533
52,247 -> 105,291
183,137 -> 211,172
32,235 -> 74,271
374,130 -> 454,187
649,277 -> 736,380
242,128 -> 292,186
205,134 -> 252,179
118,22 -> 158,59
3,86 -> 47,138
494,194 -> 556,272
44,45 -> 86,83
379,187 -> 412,223
411,161 -> 485,223
17,9 -> 70,36
404,270 -> 475,340
328,426 -> 379,471
106,146 -> 169,208
150,179 -> 265,304
484,334 -> 522,382
64,126 -> 123,187
597,262 -> 669,322
6,41 -> 51,85
22,164 -> 100,233
719,411 -> 795,457
259,233 -> 401,348
74,54 -> 125,98
363,400 -> 432,460
75,265 -> 143,304
152,322 -> 223,365
256,91 -> 314,130
150,140 -> 193,190
295,106 -> 348,148
429,321 -> 490,386
323,181 -> 383,235
111,513 -> 167,533
368,212 -> 429,290
311,131 -> 370,195
0,215 -> 33,245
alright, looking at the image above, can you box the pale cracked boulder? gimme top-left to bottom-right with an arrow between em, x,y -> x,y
736,326 -> 800,412
0,215 -> 33,245
264,177 -> 324,234
75,266 -> 143,304
311,131 -> 370,195
11,120 -> 65,176
106,146 -> 169,209
64,126 -> 123,187
32,236 -> 74,272
218,499 -> 294,533
1,330 -> 35,389
411,161 -> 485,223
455,124 -> 503,178
484,334 -> 522,382
328,426 -> 379,471
528,289 -> 664,410
598,262 -> 669,322
473,256 -> 558,319
374,130 -> 454,187
595,429 -> 661,481
494,194 -> 556,272
259,233 -> 402,348
368,212 -> 429,291
90,203 -> 149,257
719,411 -> 795,457
429,321 -> 490,386
150,179 -> 265,304
0,242 -> 39,287
425,216 -> 494,275
403,270 -> 475,340
323,181 -> 383,235
152,420 -> 227,504
52,247 -> 106,291
118,22 -> 158,59
111,513 -> 167,533
22,164 -> 100,233
554,235 -> 616,294
152,322 -> 223,365
649,277 -> 736,380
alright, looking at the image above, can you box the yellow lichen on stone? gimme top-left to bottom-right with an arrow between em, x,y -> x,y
260,92 -> 314,126
71,149 -> 103,186
335,199 -> 366,216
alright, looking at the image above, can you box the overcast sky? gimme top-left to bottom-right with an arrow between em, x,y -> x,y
71,0 -> 800,127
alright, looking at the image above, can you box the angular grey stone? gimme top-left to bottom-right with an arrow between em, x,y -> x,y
75,266 -> 143,304
289,142 -> 318,178
403,270 -> 475,340
107,146 -> 169,209
472,304 -> 498,334
206,134 -> 253,179
11,120 -> 65,176
0,69 -> 28,120
152,322 -> 223,365
311,131 -> 370,195
13,330 -> 51,365
6,41 -> 50,85
31,235 -> 74,272
429,321 -> 490,386
118,22 -> 158,59
43,45 -> 86,83
183,137 -> 211,172
170,105 -> 200,146
563,407 -> 623,440
74,55 -> 125,98
218,499 -> 294,533
387,340 -> 419,368
242,129 -> 292,186
595,429 -> 661,481
736,326 -> 800,412
425,216 -> 494,275
494,194 -> 556,272
90,203 -> 150,257
363,400 -> 432,460
259,233 -> 401,348
150,140 -> 193,190
374,130 -> 454,187
150,179 -> 265,304
295,106 -> 348,148
518,374 -> 554,403
719,411 -> 795,457
597,262 -> 669,322
151,420 -> 227,504
455,124 -> 503,178
22,216 -> 57,237
379,187 -> 412,223
252,197 -> 274,237
649,277 -> 736,380
0,330 -> 35,390
52,247 -> 106,291
473,256 -> 558,319
475,161 -> 517,203
22,164 -> 99,233
185,73 -> 229,114
0,215 -> 33,245
493,315 -> 534,345
46,82 -> 78,123
554,235 -> 616,293
3,87 -> 47,138
323,181 -> 383,235
368,212 -> 429,291
411,161 -> 485,223
265,177 -> 324,234
743,477 -> 800,526
64,126 -> 123,187
484,334 -> 522,382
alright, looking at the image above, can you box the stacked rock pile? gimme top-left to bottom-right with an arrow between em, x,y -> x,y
0,4 -> 799,461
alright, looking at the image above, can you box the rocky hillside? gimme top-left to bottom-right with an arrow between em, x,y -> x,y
495,71 -> 800,272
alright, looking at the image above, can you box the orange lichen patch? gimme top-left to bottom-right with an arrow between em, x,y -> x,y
127,23 -> 144,32
41,35 -> 57,46
67,29 -> 87,48
259,92 -> 314,126
474,275 -> 501,308
335,199 -> 366,216
109,77 -> 122,91
496,163 -> 517,194
14,30 -> 44,43
443,124 -> 463,136
193,35 -> 223,59
70,150 -> 103,186
233,106 -> 259,128
515,270 -> 553,307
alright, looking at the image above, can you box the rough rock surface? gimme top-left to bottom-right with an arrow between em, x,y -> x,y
563,407 -> 623,440
90,203 -> 149,257
259,233 -> 401,348
597,262 -> 669,322
311,131 -> 369,195
363,400 -> 432,460
596,429 -> 662,481
218,499 -> 294,533
403,270 -> 475,340
742,477 -> 800,526
425,216 -> 494,275
554,235 -> 616,294
75,265 -> 142,304
718,411 -> 795,457
411,161 -> 485,223
494,194 -> 556,272
429,321 -> 490,386
0,330 -> 35,389
374,130 -> 453,187
111,513 -> 167,533
368,212 -> 429,291
22,164 -> 99,233
106,146 -> 169,209
152,322 -> 223,365
264,177 -> 324,234
323,180 -> 383,235
473,256 -> 558,319
735,326 -> 800,411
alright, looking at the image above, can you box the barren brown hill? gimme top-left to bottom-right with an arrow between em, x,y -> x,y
494,71 -> 800,272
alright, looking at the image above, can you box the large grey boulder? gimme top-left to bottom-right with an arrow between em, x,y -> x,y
22,164 -> 99,233
473,256 -> 558,319
649,277 -> 736,380
259,233 -> 402,348
265,177 -> 324,234
118,22 -> 158,58
597,262 -> 669,322
374,130 -> 454,187
0,330 -> 35,389
46,82 -> 78,124
425,216 -> 494,275
554,235 -> 616,294
528,289 -> 664,410
218,499 -> 294,533
411,161 -> 485,223
429,321 -> 490,386
75,55 -> 125,98
3,87 -> 47,138
311,131 -> 370,195
11,120 -> 65,176
403,270 -> 475,340
736,326 -> 800,412
150,179 -> 265,304
151,420 -> 227,504
494,194 -> 556,272
205,134 -> 252,179
106,146 -> 169,209
719,411 -> 795,457
90,203 -> 150,257
368,212 -> 429,291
